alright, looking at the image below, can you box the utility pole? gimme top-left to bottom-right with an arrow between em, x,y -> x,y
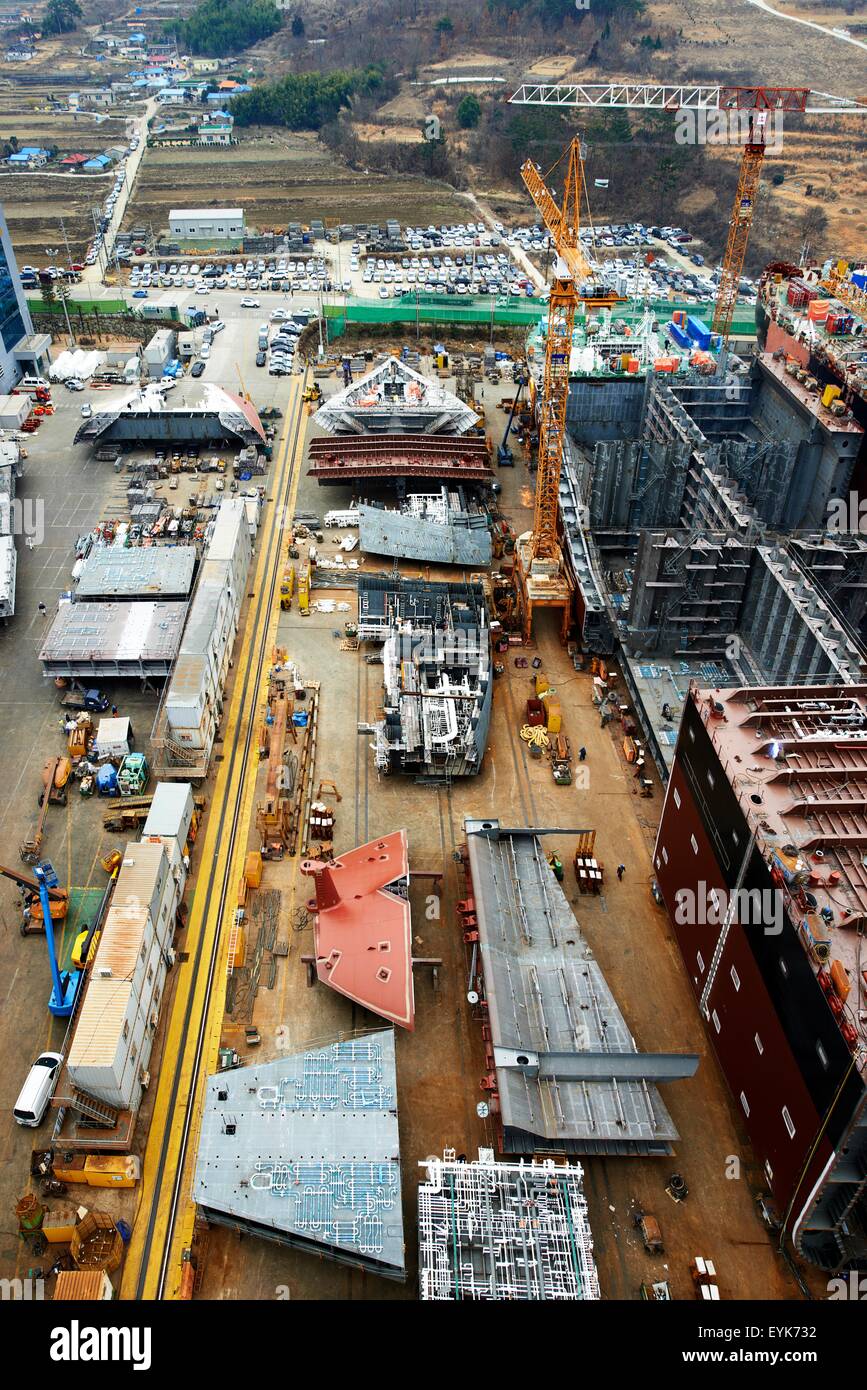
44,248 -> 75,346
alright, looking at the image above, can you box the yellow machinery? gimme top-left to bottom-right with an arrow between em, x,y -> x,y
255,660 -> 295,854
302,382 -> 321,404
67,713 -> 93,761
49,1152 -> 141,1188
298,557 -> 310,616
280,563 -> 295,611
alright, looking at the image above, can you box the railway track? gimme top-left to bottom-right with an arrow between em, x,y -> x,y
122,371 -> 307,1300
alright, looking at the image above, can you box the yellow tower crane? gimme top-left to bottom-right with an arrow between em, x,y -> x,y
509,82 -> 867,345
513,137 -> 596,640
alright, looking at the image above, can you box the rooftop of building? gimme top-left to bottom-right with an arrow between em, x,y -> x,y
690,681 -> 867,1067
75,543 -> 196,600
756,351 -> 863,435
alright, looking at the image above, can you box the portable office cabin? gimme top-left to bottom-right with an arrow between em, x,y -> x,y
66,840 -> 181,1111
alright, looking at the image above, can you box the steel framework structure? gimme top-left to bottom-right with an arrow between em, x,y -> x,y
418,1149 -> 600,1300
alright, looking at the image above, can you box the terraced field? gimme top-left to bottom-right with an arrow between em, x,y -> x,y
123,130 -> 473,237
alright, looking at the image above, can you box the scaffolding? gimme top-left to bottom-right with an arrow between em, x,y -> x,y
418,1149 -> 600,1301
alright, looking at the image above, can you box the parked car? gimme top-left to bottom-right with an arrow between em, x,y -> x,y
256,350 -> 266,367
13,1052 -> 63,1126
190,361 -> 206,378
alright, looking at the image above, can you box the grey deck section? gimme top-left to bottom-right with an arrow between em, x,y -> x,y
465,819 -> 685,1154
75,545 -> 196,601
358,504 -> 492,566
39,600 -> 186,677
193,1032 -> 405,1278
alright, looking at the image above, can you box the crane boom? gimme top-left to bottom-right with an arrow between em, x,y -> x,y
520,138 -> 591,286
509,83 -> 867,115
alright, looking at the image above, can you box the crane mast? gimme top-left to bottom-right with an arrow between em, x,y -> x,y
512,140 -> 587,639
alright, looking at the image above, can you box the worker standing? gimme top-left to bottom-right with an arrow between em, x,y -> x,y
578,746 -> 586,761
617,864 -> 626,881
37,601 -> 46,617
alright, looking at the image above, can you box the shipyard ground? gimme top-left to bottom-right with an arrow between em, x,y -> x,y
0,350 -> 828,1303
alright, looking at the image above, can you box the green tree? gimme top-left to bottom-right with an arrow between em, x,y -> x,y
457,94 -> 481,129
165,0 -> 283,59
435,15 -> 453,32
291,13 -> 305,37
231,67 -> 384,130
42,0 -> 82,35
39,274 -> 57,312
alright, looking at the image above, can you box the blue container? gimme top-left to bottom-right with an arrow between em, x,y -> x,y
668,322 -> 691,349
116,1219 -> 132,1244
685,315 -> 711,349
96,764 -> 118,795
852,270 -> 867,291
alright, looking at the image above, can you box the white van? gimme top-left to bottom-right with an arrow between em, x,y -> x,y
14,1052 -> 63,1125
20,374 -> 49,391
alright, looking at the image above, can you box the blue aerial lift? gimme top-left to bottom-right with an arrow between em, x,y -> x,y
33,862 -> 84,1018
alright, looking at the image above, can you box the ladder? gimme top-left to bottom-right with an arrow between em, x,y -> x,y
72,1087 -> 120,1128
699,828 -> 756,1017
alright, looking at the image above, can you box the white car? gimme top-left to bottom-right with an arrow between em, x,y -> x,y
200,344 -> 211,359
80,402 -> 93,418
14,1052 -> 63,1126
240,298 -> 260,308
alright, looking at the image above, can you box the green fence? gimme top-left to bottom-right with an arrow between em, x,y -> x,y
28,297 -> 131,317
323,294 -> 757,338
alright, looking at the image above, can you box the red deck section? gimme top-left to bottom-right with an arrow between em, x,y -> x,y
301,831 -> 415,1030
307,434 -> 492,485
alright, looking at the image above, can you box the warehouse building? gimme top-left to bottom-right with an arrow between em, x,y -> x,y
168,207 -> 245,249
57,789 -> 194,1146
153,499 -> 252,777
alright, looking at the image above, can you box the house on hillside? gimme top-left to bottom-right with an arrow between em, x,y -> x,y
197,116 -> 233,146
7,146 -> 50,167
82,153 -> 112,172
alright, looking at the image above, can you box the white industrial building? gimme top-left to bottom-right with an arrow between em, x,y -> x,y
66,805 -> 191,1115
156,499 -> 252,776
168,208 -> 245,243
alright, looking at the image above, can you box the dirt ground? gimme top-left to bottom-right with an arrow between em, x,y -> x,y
195,356 -> 827,1303
125,131 -> 475,236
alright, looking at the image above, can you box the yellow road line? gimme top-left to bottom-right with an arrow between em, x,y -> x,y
163,405 -> 310,1293
120,376 -> 305,1300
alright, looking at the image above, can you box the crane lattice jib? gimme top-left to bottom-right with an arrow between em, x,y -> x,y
534,275 -> 578,559
712,142 -> 766,340
509,83 -> 867,115
521,139 -> 592,287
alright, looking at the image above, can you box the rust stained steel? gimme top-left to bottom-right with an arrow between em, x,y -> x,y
301,829 -> 415,1030
307,434 -> 493,483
